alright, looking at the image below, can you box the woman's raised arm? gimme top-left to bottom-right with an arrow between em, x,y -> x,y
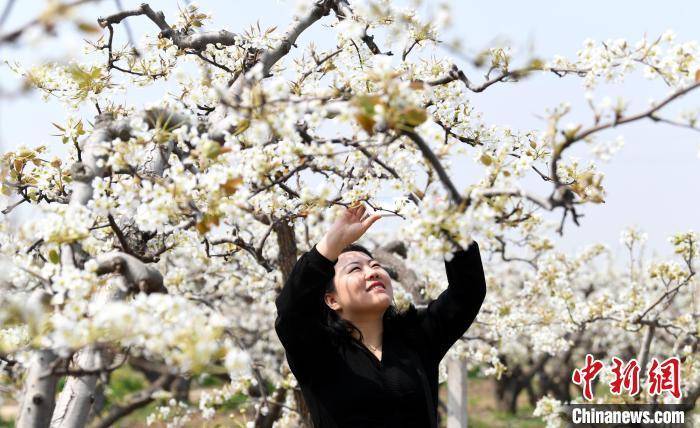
412,240 -> 487,364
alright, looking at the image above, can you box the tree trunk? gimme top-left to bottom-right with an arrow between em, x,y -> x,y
637,324 -> 655,386
255,219 -> 301,427
274,220 -> 297,280
16,349 -> 59,428
446,356 -> 468,428
495,382 -> 522,414
50,116 -> 172,427
293,388 -> 314,427
50,347 -> 103,428
494,365 -> 525,414
255,387 -> 287,428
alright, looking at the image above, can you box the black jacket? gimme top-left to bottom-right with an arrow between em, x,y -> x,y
275,241 -> 486,427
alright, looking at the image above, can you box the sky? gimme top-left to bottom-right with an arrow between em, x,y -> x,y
0,0 -> 698,266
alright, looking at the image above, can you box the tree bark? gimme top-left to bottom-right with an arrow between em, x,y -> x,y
637,324 -> 655,386
255,386 -> 288,428
16,349 -> 59,428
49,112 -> 174,428
494,364 -> 526,414
292,388 -> 313,427
254,220 -> 298,428
446,356 -> 468,428
50,348 -> 103,428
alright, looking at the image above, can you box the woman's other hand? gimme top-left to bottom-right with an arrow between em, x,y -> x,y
317,204 -> 382,261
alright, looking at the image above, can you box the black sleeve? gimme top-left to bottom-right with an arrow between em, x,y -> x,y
413,240 -> 487,364
274,244 -> 336,382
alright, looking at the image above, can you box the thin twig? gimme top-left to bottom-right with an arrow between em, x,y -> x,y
0,0 -> 16,32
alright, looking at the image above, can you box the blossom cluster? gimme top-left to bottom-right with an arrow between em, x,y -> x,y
0,1 -> 698,425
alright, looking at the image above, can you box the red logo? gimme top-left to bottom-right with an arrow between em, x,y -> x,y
572,354 -> 681,400
609,357 -> 641,396
572,354 -> 604,400
647,357 -> 681,399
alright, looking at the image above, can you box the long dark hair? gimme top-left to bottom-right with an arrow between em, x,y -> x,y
321,243 -> 407,347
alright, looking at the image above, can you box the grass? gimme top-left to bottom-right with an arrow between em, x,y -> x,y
105,366 -> 148,404
456,377 -> 545,428
468,408 -> 545,428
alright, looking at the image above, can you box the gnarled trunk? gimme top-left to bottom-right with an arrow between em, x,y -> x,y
50,348 -> 103,428
16,349 -> 58,428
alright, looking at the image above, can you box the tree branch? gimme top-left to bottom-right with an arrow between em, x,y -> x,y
401,130 -> 463,205
331,2 -> 392,56
425,64 -> 526,93
0,0 -> 16,32
98,3 -> 241,51
570,81 -> 700,144
650,114 -> 700,132
95,252 -> 166,294
0,0 -> 98,45
93,373 -> 174,428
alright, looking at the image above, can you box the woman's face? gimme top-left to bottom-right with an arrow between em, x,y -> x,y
324,251 -> 393,317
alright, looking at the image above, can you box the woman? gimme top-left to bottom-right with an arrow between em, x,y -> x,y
275,204 -> 486,428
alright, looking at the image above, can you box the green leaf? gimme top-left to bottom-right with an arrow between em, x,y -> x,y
400,107 -> 427,127
233,120 -> 250,136
75,21 -> 101,34
528,58 -> 544,70
48,249 -> 60,264
355,95 -> 380,115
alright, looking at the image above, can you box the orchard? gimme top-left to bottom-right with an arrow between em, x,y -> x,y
0,1 -> 697,427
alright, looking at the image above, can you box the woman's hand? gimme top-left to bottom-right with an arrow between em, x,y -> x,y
316,204 -> 382,261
